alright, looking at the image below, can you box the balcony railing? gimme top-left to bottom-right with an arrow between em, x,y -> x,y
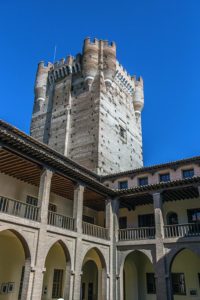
0,196 -> 39,221
164,223 -> 200,238
119,227 -> 156,241
82,221 -> 109,240
48,211 -> 74,231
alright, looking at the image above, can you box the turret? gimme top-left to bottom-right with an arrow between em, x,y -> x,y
33,62 -> 49,113
82,38 -> 99,87
133,76 -> 144,116
103,41 -> 116,87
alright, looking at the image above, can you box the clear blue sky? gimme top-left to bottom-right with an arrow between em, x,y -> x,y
0,0 -> 199,166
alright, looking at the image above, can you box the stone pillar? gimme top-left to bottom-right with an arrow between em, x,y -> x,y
72,183 -> 85,300
105,198 -> 113,239
38,168 -> 53,223
153,192 -> 168,300
109,198 -> 120,300
73,183 -> 85,233
31,168 -> 53,300
72,238 -> 83,300
21,259 -> 32,300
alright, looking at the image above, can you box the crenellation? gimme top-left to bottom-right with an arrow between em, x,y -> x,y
31,38 -> 144,175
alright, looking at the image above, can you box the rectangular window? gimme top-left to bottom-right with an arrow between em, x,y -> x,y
182,169 -> 194,179
52,269 -> 63,298
187,208 -> 200,223
18,266 -> 25,300
146,273 -> 156,294
171,273 -> 186,295
88,282 -> 94,300
159,173 -> 170,182
26,195 -> 38,206
119,125 -> 127,143
138,214 -> 155,227
119,217 -> 127,229
138,177 -> 148,186
118,180 -> 128,189
49,203 -> 57,212
83,215 -> 95,224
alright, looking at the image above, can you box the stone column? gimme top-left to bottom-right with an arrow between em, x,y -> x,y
73,183 -> 85,233
72,183 -> 85,300
109,198 -> 120,300
21,259 -> 32,300
31,168 -> 53,300
153,192 -> 168,300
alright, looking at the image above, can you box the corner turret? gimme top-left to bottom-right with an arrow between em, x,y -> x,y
82,38 -> 99,88
133,76 -> 144,115
33,62 -> 50,113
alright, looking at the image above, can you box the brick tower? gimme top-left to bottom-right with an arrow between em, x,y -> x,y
30,38 -> 144,175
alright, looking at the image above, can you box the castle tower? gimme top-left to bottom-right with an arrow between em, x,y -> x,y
30,38 -> 144,175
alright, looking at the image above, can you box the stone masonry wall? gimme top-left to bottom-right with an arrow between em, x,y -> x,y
30,38 -> 144,175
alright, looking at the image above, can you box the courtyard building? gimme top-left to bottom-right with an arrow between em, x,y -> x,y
0,39 -> 200,300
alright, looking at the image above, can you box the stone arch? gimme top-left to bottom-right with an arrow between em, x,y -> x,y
81,246 -> 107,270
120,249 -> 155,300
0,229 -> 32,300
119,248 -> 154,275
44,238 -> 72,265
168,246 -> 200,300
81,247 -> 107,300
167,245 -> 200,274
42,239 -> 72,300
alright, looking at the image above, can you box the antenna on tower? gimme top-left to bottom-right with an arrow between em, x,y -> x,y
53,45 -> 57,63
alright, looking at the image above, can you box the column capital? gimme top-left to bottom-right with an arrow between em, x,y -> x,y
74,181 -> 85,190
41,165 -> 54,176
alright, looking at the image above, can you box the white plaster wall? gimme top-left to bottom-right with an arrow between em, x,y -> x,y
0,231 -> 25,300
171,249 -> 200,300
163,198 -> 200,224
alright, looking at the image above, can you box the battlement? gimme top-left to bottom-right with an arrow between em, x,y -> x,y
115,61 -> 135,95
83,37 -> 116,49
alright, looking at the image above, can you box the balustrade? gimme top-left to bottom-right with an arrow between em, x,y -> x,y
164,223 -> 200,238
48,211 -> 74,231
119,226 -> 156,241
82,221 -> 109,240
0,196 -> 39,221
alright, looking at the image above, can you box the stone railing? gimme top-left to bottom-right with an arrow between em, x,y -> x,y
48,211 -> 74,231
164,223 -> 200,238
82,221 -> 109,240
119,227 -> 156,241
0,196 -> 39,221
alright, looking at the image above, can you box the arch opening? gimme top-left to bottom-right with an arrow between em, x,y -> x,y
122,250 -> 156,300
170,248 -> 200,300
0,229 -> 31,300
42,241 -> 71,300
81,248 -> 107,300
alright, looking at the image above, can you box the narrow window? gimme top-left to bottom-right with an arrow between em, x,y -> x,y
18,266 -> 25,300
118,180 -> 128,189
182,168 -> 194,179
146,273 -> 156,294
138,214 -> 155,227
119,216 -> 127,229
52,269 -> 63,298
138,177 -> 148,186
171,273 -> 186,295
49,203 -> 57,213
119,125 -> 127,143
159,173 -> 170,182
